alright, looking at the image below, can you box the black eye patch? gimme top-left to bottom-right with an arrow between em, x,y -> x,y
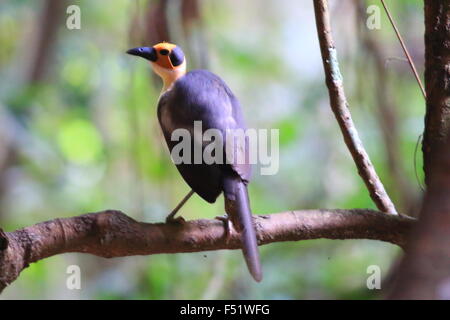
159,49 -> 169,56
169,46 -> 185,67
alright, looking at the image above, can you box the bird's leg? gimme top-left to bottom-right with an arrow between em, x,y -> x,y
165,190 -> 195,224
215,214 -> 234,243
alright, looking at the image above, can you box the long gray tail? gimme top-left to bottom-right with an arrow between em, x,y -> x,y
223,175 -> 262,282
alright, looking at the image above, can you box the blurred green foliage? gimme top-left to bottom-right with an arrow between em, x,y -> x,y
0,0 -> 423,299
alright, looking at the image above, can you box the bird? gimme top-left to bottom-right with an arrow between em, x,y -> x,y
127,42 -> 262,282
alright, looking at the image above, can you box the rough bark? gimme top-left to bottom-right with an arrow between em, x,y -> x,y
390,136 -> 450,299
389,0 -> 450,299
422,0 -> 450,186
0,209 -> 414,293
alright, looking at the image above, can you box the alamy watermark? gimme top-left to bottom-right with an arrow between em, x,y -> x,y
66,5 -> 81,30
366,5 -> 381,30
170,121 -> 279,175
66,265 -> 81,290
366,265 -> 381,290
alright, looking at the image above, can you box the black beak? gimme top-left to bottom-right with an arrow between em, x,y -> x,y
126,47 -> 157,62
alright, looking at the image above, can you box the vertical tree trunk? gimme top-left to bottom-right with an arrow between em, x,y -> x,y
390,0 -> 450,299
422,1 -> 450,187
28,0 -> 67,84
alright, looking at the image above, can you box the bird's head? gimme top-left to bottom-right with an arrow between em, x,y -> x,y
127,42 -> 186,91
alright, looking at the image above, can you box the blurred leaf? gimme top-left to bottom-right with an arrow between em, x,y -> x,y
277,118 -> 299,146
57,118 -> 103,164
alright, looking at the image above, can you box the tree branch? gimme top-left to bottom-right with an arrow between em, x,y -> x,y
313,0 -> 398,215
0,209 -> 414,293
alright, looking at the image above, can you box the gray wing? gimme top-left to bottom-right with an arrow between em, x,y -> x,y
157,70 -> 251,202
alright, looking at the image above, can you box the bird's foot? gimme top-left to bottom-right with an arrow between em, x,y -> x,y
165,215 -> 186,224
215,214 -> 233,242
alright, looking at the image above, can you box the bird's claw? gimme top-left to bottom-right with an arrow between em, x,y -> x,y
215,214 -> 233,242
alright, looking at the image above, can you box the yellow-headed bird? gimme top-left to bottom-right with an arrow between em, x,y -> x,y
127,42 -> 262,282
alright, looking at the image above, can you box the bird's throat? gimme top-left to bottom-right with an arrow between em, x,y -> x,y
151,61 -> 187,94
161,71 -> 185,93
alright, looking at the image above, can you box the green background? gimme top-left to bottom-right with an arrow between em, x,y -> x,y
0,0 -> 423,299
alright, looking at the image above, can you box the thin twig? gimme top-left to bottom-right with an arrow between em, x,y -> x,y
380,0 -> 427,99
313,0 -> 398,214
166,189 -> 195,221
355,0 -> 417,212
